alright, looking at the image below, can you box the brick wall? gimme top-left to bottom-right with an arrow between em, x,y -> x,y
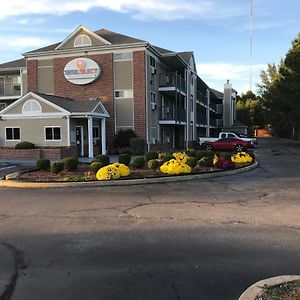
27,60 -> 38,92
0,146 -> 77,160
133,51 -> 147,141
53,54 -> 115,148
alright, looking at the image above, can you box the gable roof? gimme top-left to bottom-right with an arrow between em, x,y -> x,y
36,93 -> 109,115
0,92 -> 109,117
178,52 -> 193,64
210,88 -> 223,99
0,58 -> 26,69
25,28 -> 146,55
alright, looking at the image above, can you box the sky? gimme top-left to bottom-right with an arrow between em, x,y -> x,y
0,0 -> 299,95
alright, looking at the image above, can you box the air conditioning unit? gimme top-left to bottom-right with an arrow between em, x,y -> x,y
151,102 -> 157,110
150,138 -> 157,144
150,66 -> 157,75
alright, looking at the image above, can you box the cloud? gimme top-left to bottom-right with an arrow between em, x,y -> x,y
4,37 -> 50,48
0,0 -> 245,21
196,62 -> 267,94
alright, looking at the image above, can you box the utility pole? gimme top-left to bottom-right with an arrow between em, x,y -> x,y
249,0 -> 253,92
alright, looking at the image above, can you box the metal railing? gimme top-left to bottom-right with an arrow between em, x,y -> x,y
209,101 -> 217,111
196,90 -> 207,106
160,106 -> 186,122
0,83 -> 21,97
159,72 -> 186,93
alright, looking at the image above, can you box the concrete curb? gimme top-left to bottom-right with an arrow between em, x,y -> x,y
0,162 -> 258,189
239,275 -> 300,300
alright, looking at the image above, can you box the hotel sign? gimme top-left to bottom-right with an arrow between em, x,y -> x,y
64,58 -> 101,85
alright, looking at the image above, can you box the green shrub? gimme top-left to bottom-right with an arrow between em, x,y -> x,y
198,156 -> 213,167
63,156 -> 78,171
130,138 -> 145,155
118,147 -> 133,155
36,159 -> 50,170
187,157 -> 197,168
64,175 -> 86,182
146,151 -> 158,161
185,148 -> 196,157
118,153 -> 131,166
15,141 -> 35,149
132,156 -> 145,168
162,154 -> 173,162
147,159 -> 160,170
196,150 -> 209,160
50,161 -> 64,174
95,154 -> 110,166
90,161 -> 104,174
114,129 -> 137,148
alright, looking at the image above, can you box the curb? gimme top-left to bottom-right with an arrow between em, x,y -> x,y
0,162 -> 258,189
239,275 -> 300,300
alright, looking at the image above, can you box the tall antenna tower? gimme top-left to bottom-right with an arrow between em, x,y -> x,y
249,0 -> 253,92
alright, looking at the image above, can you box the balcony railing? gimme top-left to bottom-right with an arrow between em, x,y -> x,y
196,90 -> 207,106
160,106 -> 186,122
216,119 -> 223,127
0,83 -> 21,97
216,104 -> 223,114
209,101 -> 217,111
196,113 -> 207,125
159,72 -> 186,93
210,118 -> 217,127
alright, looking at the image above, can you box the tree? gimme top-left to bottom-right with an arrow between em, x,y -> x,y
258,33 -> 300,139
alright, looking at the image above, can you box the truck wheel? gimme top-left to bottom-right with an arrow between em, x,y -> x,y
205,144 -> 213,151
235,144 -> 244,152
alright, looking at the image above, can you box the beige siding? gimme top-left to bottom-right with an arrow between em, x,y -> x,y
21,73 -> 27,95
61,29 -> 107,49
5,98 -> 61,114
114,61 -> 133,90
37,59 -> 54,95
0,118 -> 68,147
115,98 -> 134,130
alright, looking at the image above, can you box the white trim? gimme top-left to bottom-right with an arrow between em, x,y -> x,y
44,126 -> 62,142
0,92 -> 70,116
101,118 -> 106,155
67,116 -> 70,147
2,113 -> 67,119
24,44 -> 147,60
75,125 -> 84,156
88,117 -> 93,158
5,127 -> 21,142
55,25 -> 111,50
91,101 -> 110,117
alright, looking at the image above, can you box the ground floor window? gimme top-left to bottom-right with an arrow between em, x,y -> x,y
45,127 -> 61,140
6,127 -> 20,140
93,126 -> 100,145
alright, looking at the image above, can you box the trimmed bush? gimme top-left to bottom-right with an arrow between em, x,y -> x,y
130,138 -> 145,155
187,157 -> 197,168
63,156 -> 78,171
95,154 -> 110,166
15,141 -> 35,149
185,149 -> 196,157
147,159 -> 160,170
50,161 -> 64,174
90,161 -> 104,174
198,156 -> 213,167
118,147 -> 133,155
132,156 -> 145,168
146,151 -> 158,161
114,129 -> 137,148
36,159 -> 50,170
196,150 -> 209,160
118,153 -> 131,166
162,154 -> 173,162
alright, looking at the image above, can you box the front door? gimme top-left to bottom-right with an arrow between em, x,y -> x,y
75,126 -> 83,156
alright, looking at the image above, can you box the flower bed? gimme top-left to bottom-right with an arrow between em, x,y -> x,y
17,150 -> 255,182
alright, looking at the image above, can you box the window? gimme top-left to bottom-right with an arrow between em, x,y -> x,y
74,34 -> 92,47
22,100 -> 42,114
115,90 -> 133,98
6,128 -> 20,140
45,127 -> 61,140
150,56 -> 156,68
113,52 -> 133,61
93,126 -> 99,139
150,92 -> 156,103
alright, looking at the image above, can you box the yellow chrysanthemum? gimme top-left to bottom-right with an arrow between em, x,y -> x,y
96,163 -> 130,180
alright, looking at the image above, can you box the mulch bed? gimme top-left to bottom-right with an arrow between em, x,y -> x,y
18,163 -> 252,182
257,280 -> 300,300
